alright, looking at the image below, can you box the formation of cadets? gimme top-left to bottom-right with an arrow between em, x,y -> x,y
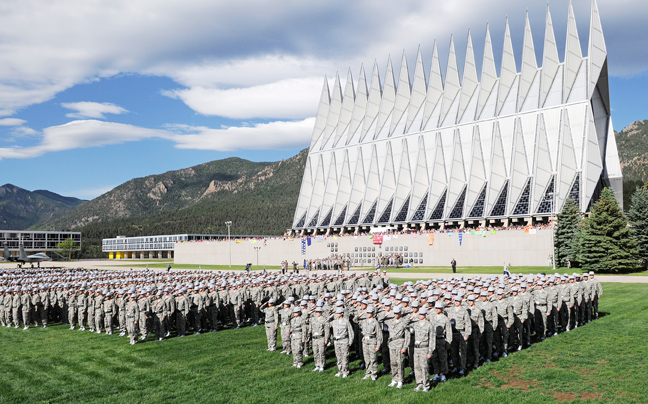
0,266 -> 603,390
260,270 -> 603,391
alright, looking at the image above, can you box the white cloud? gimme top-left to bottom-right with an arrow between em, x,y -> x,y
165,78 -> 323,119
0,0 -> 645,119
0,120 -> 165,159
0,118 -> 313,160
61,101 -> 129,119
0,118 -> 26,126
168,118 -> 315,151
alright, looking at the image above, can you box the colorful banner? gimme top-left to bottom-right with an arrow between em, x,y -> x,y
307,237 -> 312,246
428,233 -> 435,245
458,232 -> 463,246
373,234 -> 383,244
301,239 -> 306,255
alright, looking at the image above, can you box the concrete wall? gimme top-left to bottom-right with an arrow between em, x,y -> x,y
174,229 -> 554,268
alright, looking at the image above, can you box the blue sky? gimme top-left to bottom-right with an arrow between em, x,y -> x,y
0,0 -> 647,199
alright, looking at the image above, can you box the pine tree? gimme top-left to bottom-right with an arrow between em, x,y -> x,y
576,188 -> 638,273
554,197 -> 582,268
627,181 -> 648,269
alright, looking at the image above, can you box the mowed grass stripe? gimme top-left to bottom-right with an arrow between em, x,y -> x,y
0,283 -> 646,404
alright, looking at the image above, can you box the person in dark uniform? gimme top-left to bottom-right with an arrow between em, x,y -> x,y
451,259 -> 457,274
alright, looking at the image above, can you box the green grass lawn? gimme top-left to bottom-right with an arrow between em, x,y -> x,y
0,283 -> 645,403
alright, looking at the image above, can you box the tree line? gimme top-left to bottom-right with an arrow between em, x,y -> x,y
554,184 -> 648,273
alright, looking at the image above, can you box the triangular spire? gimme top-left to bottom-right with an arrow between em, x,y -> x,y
588,0 -> 607,98
334,69 -> 355,147
564,2 -> 583,103
319,74 -> 342,150
478,24 -> 497,119
445,130 -> 466,217
487,122 -> 508,214
309,77 -> 330,149
406,47 -> 427,132
518,11 -> 538,112
332,149 -> 352,224
391,139 -> 413,222
359,145 -> 381,221
376,143 -> 397,224
582,106 -> 603,211
361,61 -> 382,142
319,153 -> 339,226
374,57 -> 396,140
422,41 -> 443,130
532,115 -> 553,212
293,156 -> 314,227
440,36 -> 461,126
508,119 -> 530,215
346,147 -> 366,225
497,18 -> 517,115
541,5 -> 560,108
409,136 -> 430,221
466,126 -> 487,213
391,51 -> 412,135
307,154 -> 327,227
347,65 -> 368,145
427,132 -> 448,219
557,111 -> 577,210
458,30 -> 479,122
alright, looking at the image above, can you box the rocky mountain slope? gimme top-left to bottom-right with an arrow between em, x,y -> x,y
0,184 -> 86,230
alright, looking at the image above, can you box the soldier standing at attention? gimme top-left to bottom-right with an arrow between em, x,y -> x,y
519,283 -> 534,347
451,258 -> 457,274
126,294 -> 140,345
163,288 -> 176,337
478,291 -> 497,362
208,285 -> 219,331
259,299 -> 279,351
191,287 -> 204,334
103,292 -> 117,335
289,307 -> 307,368
495,289 -> 513,356
175,288 -> 189,337
589,272 -> 603,319
430,301 -> 452,383
331,306 -> 354,378
153,291 -> 166,341
280,300 -> 293,355
448,295 -> 471,375
94,290 -> 104,334
412,307 -> 435,392
12,288 -> 21,328
87,289 -> 95,332
3,288 -> 12,327
138,291 -> 150,340
117,290 -> 127,337
360,305 -> 382,381
38,287 -> 49,328
466,295 -> 483,370
310,306 -> 329,372
534,282 -> 550,340
76,288 -> 88,331
386,305 -> 409,388
66,288 -> 76,330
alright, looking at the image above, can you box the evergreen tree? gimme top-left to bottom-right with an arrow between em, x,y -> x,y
576,188 -> 638,273
627,181 -> 648,269
554,197 -> 582,268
